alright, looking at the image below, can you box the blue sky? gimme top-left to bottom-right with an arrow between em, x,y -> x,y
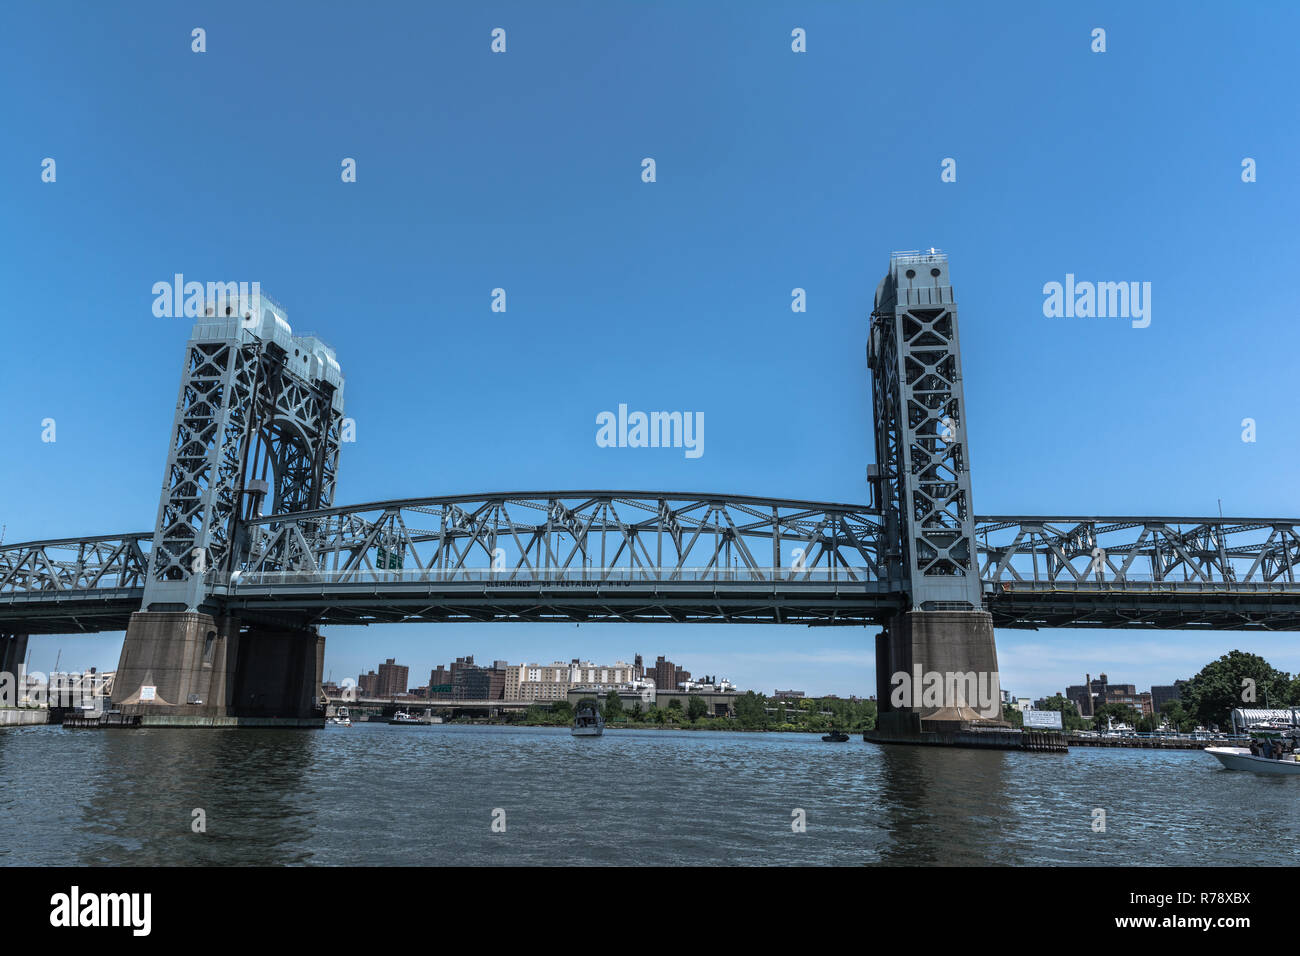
2,1 -> 1298,698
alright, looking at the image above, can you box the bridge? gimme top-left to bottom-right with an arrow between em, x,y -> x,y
2,252 -> 1295,732
5,503 -> 1300,633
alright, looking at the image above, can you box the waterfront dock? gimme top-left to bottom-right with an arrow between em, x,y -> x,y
1065,733 -> 1220,750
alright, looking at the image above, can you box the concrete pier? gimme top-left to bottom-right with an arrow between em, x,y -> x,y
0,708 -> 48,727
873,608 -> 1010,742
113,612 -> 324,726
0,633 -> 28,677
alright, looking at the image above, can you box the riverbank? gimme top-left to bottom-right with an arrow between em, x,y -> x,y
439,716 -> 875,734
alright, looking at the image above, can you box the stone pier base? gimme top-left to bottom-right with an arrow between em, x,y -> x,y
872,608 -> 1009,744
114,611 -> 324,725
0,633 -> 29,677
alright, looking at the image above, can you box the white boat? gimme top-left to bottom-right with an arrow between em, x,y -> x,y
1205,746 -> 1300,774
328,707 -> 352,727
571,699 -> 604,737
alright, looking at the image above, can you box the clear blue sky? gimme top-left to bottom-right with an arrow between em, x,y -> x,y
3,1 -> 1298,698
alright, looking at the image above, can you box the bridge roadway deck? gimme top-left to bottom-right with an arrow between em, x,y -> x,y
4,576 -> 1300,632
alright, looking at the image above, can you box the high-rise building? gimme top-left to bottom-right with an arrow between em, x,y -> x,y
488,661 -> 508,700
376,658 -> 409,698
451,656 -> 491,699
1151,681 -> 1186,715
428,665 -> 452,699
357,670 -> 379,698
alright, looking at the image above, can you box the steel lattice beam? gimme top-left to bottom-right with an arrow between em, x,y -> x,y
5,504 -> 1300,632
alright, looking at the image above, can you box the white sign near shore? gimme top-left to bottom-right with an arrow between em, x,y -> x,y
1023,709 -> 1063,729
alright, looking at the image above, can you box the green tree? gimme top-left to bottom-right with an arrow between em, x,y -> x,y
1180,651 -> 1292,729
1002,704 -> 1024,728
735,691 -> 769,730
604,690 -> 624,722
687,695 -> 707,720
1159,700 -> 1196,734
1092,702 -> 1140,732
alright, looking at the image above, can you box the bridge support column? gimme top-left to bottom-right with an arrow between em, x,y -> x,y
0,634 -> 28,678
229,625 -> 325,720
871,610 -> 1011,742
114,612 -> 323,726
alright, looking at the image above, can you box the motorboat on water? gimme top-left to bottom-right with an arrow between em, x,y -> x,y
388,710 -> 422,725
571,700 -> 604,737
822,731 -> 850,742
327,706 -> 352,727
1206,728 -> 1300,774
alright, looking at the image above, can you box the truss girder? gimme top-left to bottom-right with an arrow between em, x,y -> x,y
238,492 -> 888,586
6,507 -> 1300,632
976,516 -> 1300,586
0,534 -> 151,595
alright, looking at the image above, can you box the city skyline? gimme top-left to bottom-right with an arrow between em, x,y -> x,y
19,628 -> 1292,704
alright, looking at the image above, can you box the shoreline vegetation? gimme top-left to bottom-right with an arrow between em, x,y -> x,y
379,649 -> 1293,734
509,691 -> 880,733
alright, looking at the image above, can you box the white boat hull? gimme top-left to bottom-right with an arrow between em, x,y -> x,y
571,726 -> 603,737
1205,746 -> 1300,774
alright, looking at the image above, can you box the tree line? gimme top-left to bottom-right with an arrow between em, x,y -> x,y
516,691 -> 878,732
1019,650 -> 1298,733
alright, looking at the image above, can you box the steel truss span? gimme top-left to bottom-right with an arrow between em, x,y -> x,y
0,533 -> 151,633
979,516 -> 1300,630
232,492 -> 891,627
4,497 -> 1300,632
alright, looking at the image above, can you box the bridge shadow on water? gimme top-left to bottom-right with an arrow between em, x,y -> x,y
870,745 -> 1015,865
40,729 -> 321,866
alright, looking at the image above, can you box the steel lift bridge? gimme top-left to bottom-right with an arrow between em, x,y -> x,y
3,255 -> 1300,729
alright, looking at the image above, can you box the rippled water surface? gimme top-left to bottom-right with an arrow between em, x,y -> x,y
0,724 -> 1292,865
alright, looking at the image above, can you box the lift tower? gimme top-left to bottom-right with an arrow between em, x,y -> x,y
868,252 -> 1003,732
113,290 -> 344,723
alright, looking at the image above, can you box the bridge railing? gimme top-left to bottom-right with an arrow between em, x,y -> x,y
221,566 -> 882,588
989,578 -> 1300,594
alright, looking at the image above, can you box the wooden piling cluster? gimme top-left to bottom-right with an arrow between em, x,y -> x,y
61,712 -> 142,728
1020,730 -> 1068,752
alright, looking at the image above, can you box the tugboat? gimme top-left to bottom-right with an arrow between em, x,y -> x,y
571,699 -> 605,737
822,730 -> 850,742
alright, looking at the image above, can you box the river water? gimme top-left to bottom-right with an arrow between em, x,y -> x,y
0,724 -> 1290,866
